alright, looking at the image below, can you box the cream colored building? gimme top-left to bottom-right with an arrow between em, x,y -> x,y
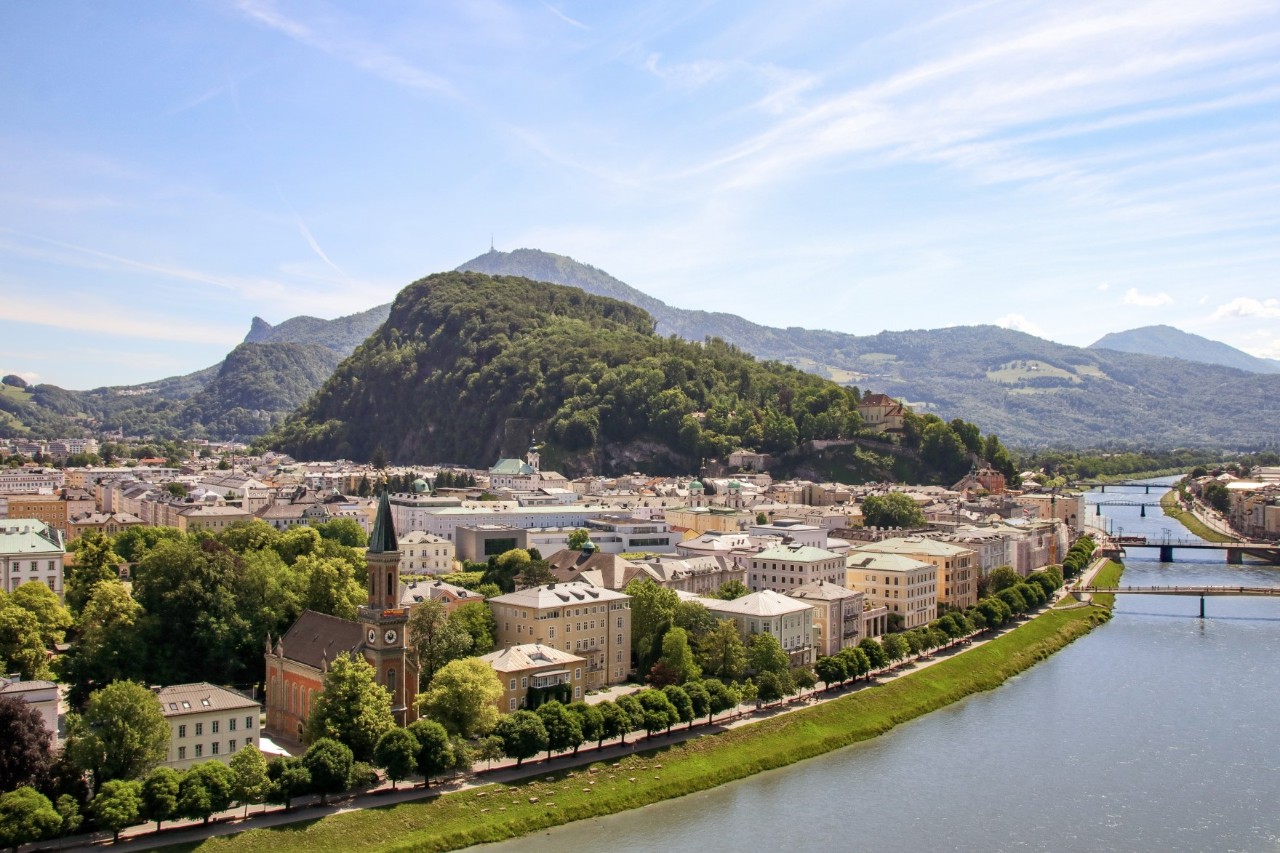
480,643 -> 588,710
488,582 -> 631,688
663,506 -> 745,534
156,683 -> 262,770
849,537 -> 978,611
845,551 -> 937,630
787,580 -> 865,657
698,589 -> 817,667
747,543 -> 846,593
399,530 -> 455,575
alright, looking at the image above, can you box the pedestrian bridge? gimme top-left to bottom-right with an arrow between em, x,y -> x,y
1074,585 -> 1280,617
1113,540 -> 1280,565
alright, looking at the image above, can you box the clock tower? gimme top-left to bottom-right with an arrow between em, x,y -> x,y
360,491 -> 417,725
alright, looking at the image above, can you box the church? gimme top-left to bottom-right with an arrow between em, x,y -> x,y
264,492 -> 419,742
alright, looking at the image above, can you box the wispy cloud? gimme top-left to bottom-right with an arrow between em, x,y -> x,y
3,291 -> 241,345
1122,287 -> 1174,307
541,2 -> 588,30
1212,296 -> 1280,319
995,313 -> 1046,337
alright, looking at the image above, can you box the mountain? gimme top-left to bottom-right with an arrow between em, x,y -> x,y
455,249 -> 1280,449
266,271 -> 879,475
1089,325 -> 1280,374
243,304 -> 391,354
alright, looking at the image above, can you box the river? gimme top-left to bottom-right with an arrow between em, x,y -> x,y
480,477 -> 1280,852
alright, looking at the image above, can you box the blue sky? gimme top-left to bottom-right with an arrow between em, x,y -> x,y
3,0 -> 1279,389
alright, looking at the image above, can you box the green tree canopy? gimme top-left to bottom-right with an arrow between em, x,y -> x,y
406,600 -> 473,688
860,493 -> 926,529
405,719 -> 454,787
747,632 -> 790,677
417,657 -> 502,738
304,653 -> 395,762
698,619 -> 748,682
535,700 -> 583,758
373,728 -> 419,790
302,739 -> 354,805
140,766 -> 180,831
0,787 -> 61,851
67,680 -> 170,790
230,744 -> 270,816
494,710 -> 548,767
91,779 -> 143,842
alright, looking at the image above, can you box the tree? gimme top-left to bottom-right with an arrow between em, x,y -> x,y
747,633 -> 790,677
793,666 -> 817,696
714,580 -> 750,600
986,566 -> 1021,594
566,702 -> 604,751
140,767 -> 180,831
229,744 -> 270,816
176,762 -> 234,825
302,739 -> 353,805
57,581 -> 144,707
54,794 -> 81,837
64,530 -> 122,614
652,626 -> 700,685
304,653 -> 394,762
860,493 -> 926,529
405,719 -> 453,787
814,654 -> 847,690
311,518 -> 367,549
635,689 -> 680,738
623,580 -> 679,674
682,681 -> 711,728
476,735 -> 505,769
67,680 -> 170,791
672,600 -> 717,645
8,583 -> 71,648
567,528 -> 591,550
91,779 -> 143,843
996,586 -> 1029,615
881,633 -> 909,667
417,657 -> 502,738
838,646 -> 870,682
0,787 -> 61,851
0,599 -> 49,681
406,600 -> 473,688
535,701 -> 583,758
448,601 -> 496,655
698,620 -> 747,682
661,685 -> 694,731
754,670 -> 794,706
0,695 -> 52,792
373,728 -> 419,790
265,758 -> 310,812
494,710 -> 548,767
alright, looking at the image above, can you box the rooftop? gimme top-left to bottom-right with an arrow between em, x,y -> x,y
156,682 -> 260,717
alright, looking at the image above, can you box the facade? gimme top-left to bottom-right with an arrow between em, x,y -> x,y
845,551 -> 938,630
66,511 -> 143,542
0,519 -> 65,597
748,519 -> 827,548
264,493 -> 419,743
399,530 -> 455,574
856,394 -> 906,435
787,580 -> 865,657
849,537 -> 978,611
177,504 -> 252,533
697,589 -> 816,667
582,515 -> 679,553
488,582 -> 632,689
642,556 -> 745,595
663,506 -> 744,534
480,643 -> 588,711
747,543 -> 846,593
156,683 -> 261,770
0,468 -> 64,494
3,491 -> 94,539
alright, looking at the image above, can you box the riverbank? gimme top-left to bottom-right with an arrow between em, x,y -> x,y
181,598 -> 1115,853
1159,490 -> 1238,543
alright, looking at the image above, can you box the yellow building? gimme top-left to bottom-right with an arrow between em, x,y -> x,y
663,506 -> 744,534
488,582 -> 631,688
845,550 -> 937,630
848,537 -> 978,611
480,643 -> 588,710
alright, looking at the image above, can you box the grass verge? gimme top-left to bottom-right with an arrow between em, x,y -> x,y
182,603 -> 1114,853
1159,491 -> 1237,543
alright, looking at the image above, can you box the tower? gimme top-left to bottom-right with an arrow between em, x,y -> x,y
359,492 -> 417,725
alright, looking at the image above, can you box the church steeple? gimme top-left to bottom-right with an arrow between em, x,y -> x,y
368,491 -> 398,554
359,489 -> 416,725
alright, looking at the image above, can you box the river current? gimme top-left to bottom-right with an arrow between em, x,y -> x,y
481,477 -> 1280,852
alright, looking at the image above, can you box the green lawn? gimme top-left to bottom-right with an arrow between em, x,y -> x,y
181,602 -> 1112,853
1159,491 -> 1237,543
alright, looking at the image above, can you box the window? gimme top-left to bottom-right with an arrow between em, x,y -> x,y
195,723 -> 203,736
212,742 -> 219,755
212,720 -> 219,733
617,634 -> 623,645
509,678 -> 516,690
548,626 -> 555,639
574,667 -> 582,680
178,724 -> 187,738
509,698 -> 517,711
178,746 -> 186,760
521,677 -> 528,689
246,716 -> 254,729
229,739 -> 237,752
245,736 -> 252,746
195,744 -> 203,758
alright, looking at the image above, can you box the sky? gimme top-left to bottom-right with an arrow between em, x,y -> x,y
2,0 -> 1279,389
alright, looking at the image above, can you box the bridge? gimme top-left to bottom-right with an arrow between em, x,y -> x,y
1090,499 -> 1163,517
1076,585 -> 1280,617
1113,539 -> 1277,564
1076,481 -> 1164,493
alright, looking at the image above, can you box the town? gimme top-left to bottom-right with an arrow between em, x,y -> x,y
4,422 -> 1278,848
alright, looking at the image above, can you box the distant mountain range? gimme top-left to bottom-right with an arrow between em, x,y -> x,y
1089,325 -> 1280,374
4,248 -> 1278,450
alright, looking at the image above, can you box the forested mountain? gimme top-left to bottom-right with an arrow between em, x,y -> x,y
1090,325 -> 1280,374
456,249 -> 1280,449
267,272 -> 877,474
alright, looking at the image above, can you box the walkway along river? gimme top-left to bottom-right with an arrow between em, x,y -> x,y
481,477 -> 1280,853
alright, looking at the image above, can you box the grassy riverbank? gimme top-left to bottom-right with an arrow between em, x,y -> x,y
184,603 -> 1115,853
1159,491 -> 1237,543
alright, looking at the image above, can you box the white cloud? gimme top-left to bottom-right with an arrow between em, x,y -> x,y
995,313 -> 1046,337
1122,287 -> 1174,307
1096,282 -> 1111,291
1211,296 -> 1280,319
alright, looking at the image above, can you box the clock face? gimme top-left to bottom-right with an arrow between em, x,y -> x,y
384,629 -> 398,645
367,628 -> 377,644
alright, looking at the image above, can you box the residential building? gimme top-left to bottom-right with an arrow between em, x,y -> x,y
0,468 -> 64,494
66,511 -> 144,542
748,519 -> 827,548
747,543 -> 845,593
845,551 -> 937,630
663,505 -> 744,534
399,578 -> 483,614
0,519 -> 65,597
488,582 -> 631,689
641,555 -> 745,595
848,537 -> 978,611
787,580 -> 865,656
399,530 -> 455,575
480,644 -> 588,710
697,590 -> 817,668
582,515 -> 678,553
856,394 -> 906,435
177,504 -> 252,534
156,683 -> 261,770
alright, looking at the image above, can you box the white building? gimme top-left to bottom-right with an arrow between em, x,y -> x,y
156,683 -> 262,770
697,589 -> 817,667
747,543 -> 846,593
398,531 -> 455,575
0,519 -> 65,597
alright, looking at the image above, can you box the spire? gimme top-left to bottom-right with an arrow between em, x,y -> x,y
368,491 -> 398,554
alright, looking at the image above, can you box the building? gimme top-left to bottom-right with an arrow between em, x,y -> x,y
2,490 -> 94,539
748,519 -> 827,548
849,537 -> 978,611
488,582 -> 631,689
399,578 -> 482,614
66,511 -> 144,542
0,468 -> 64,494
399,530 -> 455,575
845,551 -> 937,630
156,683 -> 262,770
747,543 -> 846,593
0,519 -> 65,597
697,589 -> 816,668
582,515 -> 678,553
663,505 -> 744,534
856,393 -> 906,435
264,493 -> 419,742
177,504 -> 252,534
641,555 -> 745,596
787,581 -> 865,656
480,643 -> 588,710
0,676 -> 59,743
